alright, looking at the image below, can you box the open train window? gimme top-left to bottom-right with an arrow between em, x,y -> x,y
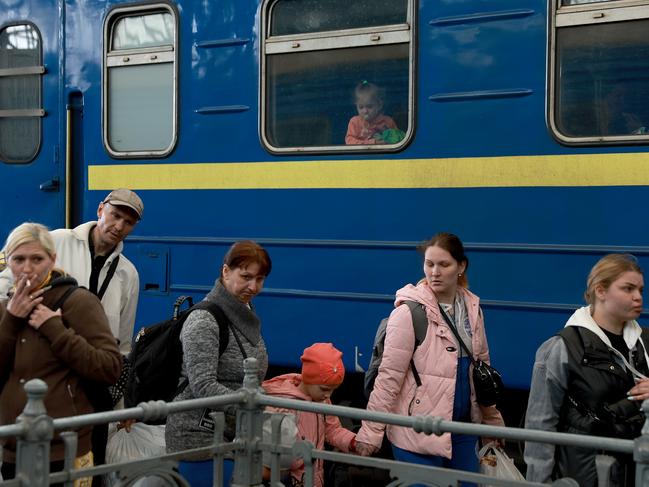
261,0 -> 414,154
0,23 -> 44,163
549,0 -> 649,144
103,4 -> 177,157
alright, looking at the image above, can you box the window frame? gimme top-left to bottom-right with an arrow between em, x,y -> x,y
260,0 -> 416,155
0,21 -> 45,164
102,2 -> 178,158
548,0 -> 649,145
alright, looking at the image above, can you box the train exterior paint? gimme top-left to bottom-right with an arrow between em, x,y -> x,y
1,0 -> 648,392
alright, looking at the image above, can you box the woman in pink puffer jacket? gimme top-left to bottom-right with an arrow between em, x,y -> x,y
356,233 -> 504,476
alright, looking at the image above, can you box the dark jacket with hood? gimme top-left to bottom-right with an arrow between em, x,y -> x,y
525,306 -> 649,486
0,273 -> 122,462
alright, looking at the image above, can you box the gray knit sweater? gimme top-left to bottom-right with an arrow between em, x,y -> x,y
165,280 -> 268,457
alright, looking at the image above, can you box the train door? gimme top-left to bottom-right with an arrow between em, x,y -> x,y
0,0 -> 65,240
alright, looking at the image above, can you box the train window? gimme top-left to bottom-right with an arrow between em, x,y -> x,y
562,0 -> 613,4
270,0 -> 407,36
261,0 -> 414,153
0,23 -> 43,163
103,5 -> 177,157
550,2 -> 649,144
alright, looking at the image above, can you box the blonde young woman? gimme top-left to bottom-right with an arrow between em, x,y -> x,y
525,254 -> 649,487
356,233 -> 504,477
0,222 -> 121,483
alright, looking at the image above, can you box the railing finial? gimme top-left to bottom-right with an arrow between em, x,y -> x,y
21,379 -> 48,417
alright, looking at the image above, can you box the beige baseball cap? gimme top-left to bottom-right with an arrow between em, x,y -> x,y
103,188 -> 144,220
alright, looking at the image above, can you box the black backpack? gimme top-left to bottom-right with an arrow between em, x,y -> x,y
363,301 -> 428,399
124,295 -> 233,408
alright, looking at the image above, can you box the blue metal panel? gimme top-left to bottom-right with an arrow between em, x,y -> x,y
3,0 -> 649,394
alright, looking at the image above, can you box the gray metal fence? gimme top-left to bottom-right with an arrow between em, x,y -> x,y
0,357 -> 647,487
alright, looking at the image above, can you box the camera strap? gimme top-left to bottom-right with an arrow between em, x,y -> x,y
438,304 -> 477,367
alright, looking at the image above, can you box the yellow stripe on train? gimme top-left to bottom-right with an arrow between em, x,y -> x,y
88,153 -> 649,190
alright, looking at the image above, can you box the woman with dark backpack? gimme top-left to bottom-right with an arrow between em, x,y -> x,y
525,253 -> 649,486
165,240 -> 272,487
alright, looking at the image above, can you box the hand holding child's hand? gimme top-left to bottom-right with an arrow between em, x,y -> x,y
355,441 -> 378,457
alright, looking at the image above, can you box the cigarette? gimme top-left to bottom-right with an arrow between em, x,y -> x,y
26,279 -> 31,287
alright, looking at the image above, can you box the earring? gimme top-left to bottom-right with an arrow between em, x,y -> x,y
458,273 -> 462,277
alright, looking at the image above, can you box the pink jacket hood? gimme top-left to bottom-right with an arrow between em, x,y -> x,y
395,281 -> 439,309
263,373 -> 310,400
357,281 -> 504,458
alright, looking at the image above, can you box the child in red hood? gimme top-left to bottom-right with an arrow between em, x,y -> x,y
262,343 -> 357,487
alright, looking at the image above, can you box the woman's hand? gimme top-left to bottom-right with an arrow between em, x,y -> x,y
628,378 -> 649,402
482,438 -> 505,449
355,441 -> 378,457
6,275 -> 43,318
117,419 -> 137,433
28,304 -> 60,330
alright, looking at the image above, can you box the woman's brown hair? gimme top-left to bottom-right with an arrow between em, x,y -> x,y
418,232 -> 469,288
220,240 -> 272,279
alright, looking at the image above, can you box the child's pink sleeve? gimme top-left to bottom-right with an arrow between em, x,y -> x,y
324,411 -> 357,452
345,116 -> 375,145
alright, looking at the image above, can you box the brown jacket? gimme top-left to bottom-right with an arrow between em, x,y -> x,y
0,278 -> 122,462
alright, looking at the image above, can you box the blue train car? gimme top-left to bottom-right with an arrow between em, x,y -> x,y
2,0 -> 649,398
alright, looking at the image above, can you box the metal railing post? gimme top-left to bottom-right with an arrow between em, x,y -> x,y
15,379 -> 53,487
634,400 -> 649,486
231,358 -> 264,487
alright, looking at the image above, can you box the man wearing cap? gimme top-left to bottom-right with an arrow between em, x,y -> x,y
0,188 -> 143,355
52,188 -> 143,354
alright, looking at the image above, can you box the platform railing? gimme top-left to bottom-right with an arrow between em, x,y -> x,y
0,357 -> 647,486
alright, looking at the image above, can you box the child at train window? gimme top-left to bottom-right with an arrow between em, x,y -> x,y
262,343 -> 357,487
345,81 -> 404,145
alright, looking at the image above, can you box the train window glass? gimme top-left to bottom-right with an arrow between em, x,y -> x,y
550,5 -> 649,143
270,0 -> 407,36
112,13 -> 174,50
262,0 -> 413,153
108,64 -> 173,152
0,23 -> 42,163
104,6 -> 177,157
266,45 -> 409,148
562,0 -> 612,4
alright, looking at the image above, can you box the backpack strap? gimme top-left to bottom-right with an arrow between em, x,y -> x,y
192,301 -> 247,359
403,301 -> 427,387
51,285 -> 79,311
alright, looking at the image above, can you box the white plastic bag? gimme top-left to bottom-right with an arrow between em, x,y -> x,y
105,423 -> 166,487
479,442 -> 525,486
262,413 -> 298,470
106,423 -> 166,463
